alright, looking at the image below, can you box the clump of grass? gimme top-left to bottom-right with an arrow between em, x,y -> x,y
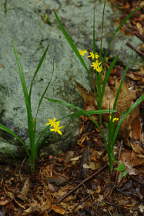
0,45 -> 64,171
52,5 -> 144,171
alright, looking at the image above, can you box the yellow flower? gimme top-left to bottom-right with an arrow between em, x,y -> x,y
91,60 -> 102,72
79,49 -> 87,56
50,124 -> 63,135
45,118 -> 57,127
113,117 -> 119,122
109,115 -> 119,123
88,52 -> 99,59
45,118 -> 64,135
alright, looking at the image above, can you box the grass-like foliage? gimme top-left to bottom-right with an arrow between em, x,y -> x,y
0,45 -> 55,171
0,4 -> 142,173
47,98 -> 116,118
53,5 -> 144,171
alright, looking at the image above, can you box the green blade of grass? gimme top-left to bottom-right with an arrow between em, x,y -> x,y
83,109 -> 116,116
35,58 -> 54,121
112,94 -> 144,147
100,0 -> 106,56
29,44 -> 49,98
35,125 -> 50,149
47,97 -> 83,111
0,124 -> 24,145
113,66 -> 128,110
54,11 -> 88,71
92,6 -> 97,53
47,97 -> 116,115
101,56 -> 118,105
13,47 -> 35,147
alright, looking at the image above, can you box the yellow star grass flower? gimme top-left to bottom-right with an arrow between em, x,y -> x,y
50,124 -> 63,135
79,49 -> 87,56
45,118 -> 57,127
109,115 -> 119,123
45,118 -> 64,135
88,52 -> 99,59
91,60 -> 102,72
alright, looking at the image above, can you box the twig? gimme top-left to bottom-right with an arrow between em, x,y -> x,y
126,42 -> 144,58
47,165 -> 107,214
135,32 -> 144,42
57,164 -> 107,203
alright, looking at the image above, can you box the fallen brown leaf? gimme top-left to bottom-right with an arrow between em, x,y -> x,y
120,150 -> 144,173
0,199 -> 10,206
51,205 -> 65,215
136,22 -> 144,35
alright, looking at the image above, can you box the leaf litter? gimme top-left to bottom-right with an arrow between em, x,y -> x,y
0,1 -> 144,215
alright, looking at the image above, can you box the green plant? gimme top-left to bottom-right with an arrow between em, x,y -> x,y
47,98 -> 116,118
107,94 -> 144,170
115,163 -> 128,180
115,163 -> 128,181
0,45 -> 63,171
53,7 -> 144,171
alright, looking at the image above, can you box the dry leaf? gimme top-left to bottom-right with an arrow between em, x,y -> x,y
70,156 -> 81,161
0,64 -> 5,68
0,199 -> 10,206
51,205 -> 65,215
83,162 -> 97,170
48,183 -> 57,193
127,71 -> 144,83
116,81 -> 136,113
136,22 -> 144,35
120,150 -> 144,172
47,175 -> 68,186
140,1 -> 144,7
129,117 -> 144,154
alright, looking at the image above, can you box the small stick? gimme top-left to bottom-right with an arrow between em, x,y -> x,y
126,42 -> 144,58
135,32 -> 144,42
57,164 -> 107,203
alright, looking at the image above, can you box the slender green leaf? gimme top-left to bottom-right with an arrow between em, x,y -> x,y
29,44 -> 49,98
113,66 -> 128,110
35,58 -> 54,120
100,0 -> 106,55
35,125 -> 50,149
0,124 -> 24,145
47,97 -> 116,116
83,109 -> 116,115
13,47 -> 35,148
54,11 -> 88,71
47,98 -> 83,111
92,7 -> 97,52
